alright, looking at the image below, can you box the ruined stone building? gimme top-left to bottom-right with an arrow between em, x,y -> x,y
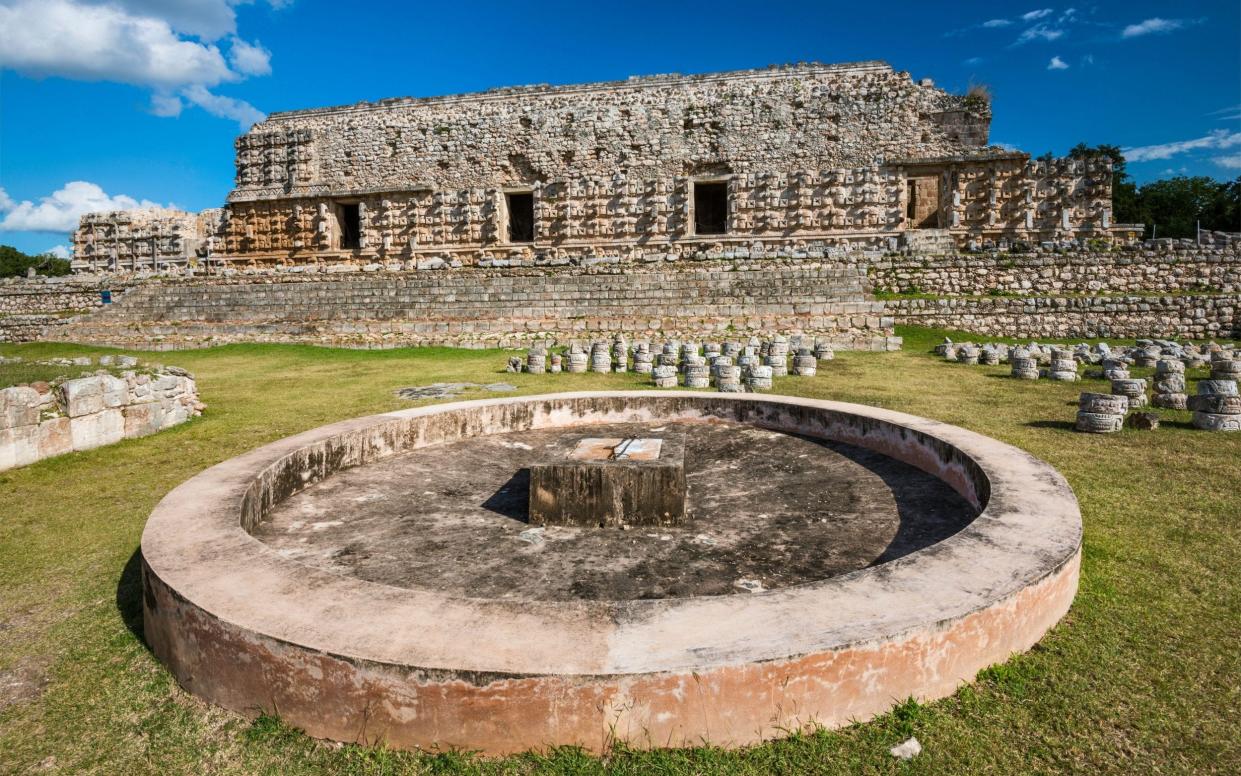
72,208 -> 222,273
72,61 -> 1127,271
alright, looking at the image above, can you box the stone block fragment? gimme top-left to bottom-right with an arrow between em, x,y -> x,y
70,409 -> 124,452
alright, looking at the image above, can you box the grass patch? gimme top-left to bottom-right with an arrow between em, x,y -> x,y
1,332 -> 1238,774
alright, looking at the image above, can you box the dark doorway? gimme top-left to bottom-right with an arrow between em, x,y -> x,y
337,203 -> 361,249
907,176 -> 940,229
694,181 -> 728,235
506,192 -> 534,243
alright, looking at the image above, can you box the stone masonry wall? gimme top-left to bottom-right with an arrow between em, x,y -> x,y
870,246 -> 1241,295
45,263 -> 897,351
888,294 -> 1239,340
232,62 -> 984,199
0,276 -> 122,344
0,370 -> 202,472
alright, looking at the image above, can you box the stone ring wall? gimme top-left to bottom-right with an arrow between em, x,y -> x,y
140,392 -> 1082,755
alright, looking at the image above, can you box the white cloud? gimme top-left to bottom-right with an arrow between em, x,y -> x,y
44,244 -> 73,259
0,182 -> 171,234
963,56 -> 984,66
1215,155 -> 1241,170
1122,18 -> 1186,38
150,92 -> 184,117
1022,9 -> 1054,21
1124,130 -> 1241,162
1047,56 -> 1070,70
229,37 -> 271,76
982,19 -> 1011,28
1207,104 -> 1241,122
183,84 -> 264,127
1081,54 -> 1095,66
1016,23 -> 1065,44
0,0 -> 276,126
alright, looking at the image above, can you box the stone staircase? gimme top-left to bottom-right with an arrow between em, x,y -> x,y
901,229 -> 957,255
49,265 -> 900,351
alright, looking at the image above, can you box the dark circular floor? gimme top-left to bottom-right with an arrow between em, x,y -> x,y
252,420 -> 977,601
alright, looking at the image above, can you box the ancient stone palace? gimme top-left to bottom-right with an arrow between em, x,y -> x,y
72,61 -> 1129,272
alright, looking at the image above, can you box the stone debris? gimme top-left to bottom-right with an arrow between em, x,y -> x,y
733,579 -> 765,593
396,382 -> 515,400
1075,392 -> 1128,434
1190,378 -> 1240,432
1151,359 -> 1187,410
1126,412 -> 1160,431
517,528 -> 545,545
1111,378 -> 1148,409
890,737 -> 922,760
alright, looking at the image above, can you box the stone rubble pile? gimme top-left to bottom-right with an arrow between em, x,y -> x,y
1190,377 -> 1240,432
1075,392 -> 1129,434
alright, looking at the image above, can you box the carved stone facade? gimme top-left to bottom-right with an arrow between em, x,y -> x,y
72,208 -> 223,272
72,61 -> 1127,271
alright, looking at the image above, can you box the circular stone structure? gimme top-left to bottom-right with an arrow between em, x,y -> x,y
141,392 -> 1082,755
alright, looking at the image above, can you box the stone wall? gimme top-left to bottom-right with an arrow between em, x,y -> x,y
44,263 -> 897,351
0,276 -> 120,343
888,294 -> 1239,340
0,370 -> 202,472
870,246 -> 1241,295
232,62 -> 983,199
72,208 -> 224,273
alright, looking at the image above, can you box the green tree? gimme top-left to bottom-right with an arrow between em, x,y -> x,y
0,245 -> 72,279
1139,176 -> 1241,239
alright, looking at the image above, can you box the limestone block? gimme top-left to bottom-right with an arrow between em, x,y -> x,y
101,375 -> 128,408
37,417 -> 73,459
0,424 -> 40,471
1,386 -> 41,428
60,377 -> 104,418
70,409 -> 125,452
123,403 -> 164,438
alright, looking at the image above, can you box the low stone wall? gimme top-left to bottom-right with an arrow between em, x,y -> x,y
0,276 -> 122,343
888,294 -> 1240,340
870,246 -> 1241,296
0,370 -> 203,472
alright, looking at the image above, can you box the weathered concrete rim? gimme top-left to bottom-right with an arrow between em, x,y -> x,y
142,391 -> 1081,679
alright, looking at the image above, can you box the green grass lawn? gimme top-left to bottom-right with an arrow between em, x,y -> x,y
1,332 -> 1238,775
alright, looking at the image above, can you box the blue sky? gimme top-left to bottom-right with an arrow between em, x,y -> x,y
1,0 -> 1238,256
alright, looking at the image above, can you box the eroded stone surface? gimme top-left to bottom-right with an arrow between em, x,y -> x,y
253,420 -> 975,600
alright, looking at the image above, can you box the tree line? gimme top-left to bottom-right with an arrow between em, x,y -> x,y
0,245 -> 72,279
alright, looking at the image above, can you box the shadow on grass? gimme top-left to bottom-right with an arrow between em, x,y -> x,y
116,548 -> 152,654
1025,419 -> 1077,431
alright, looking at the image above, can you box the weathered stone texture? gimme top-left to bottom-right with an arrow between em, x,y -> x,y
0,372 -> 203,472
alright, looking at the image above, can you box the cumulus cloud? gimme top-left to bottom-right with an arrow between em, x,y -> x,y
44,244 -> 73,259
1047,56 -> 1070,70
1021,9 -> 1054,22
0,0 -> 281,127
0,182 -> 171,234
183,84 -> 265,126
229,37 -> 272,76
1122,18 -> 1187,38
981,19 -> 1011,28
1215,155 -> 1241,170
1123,130 -> 1241,163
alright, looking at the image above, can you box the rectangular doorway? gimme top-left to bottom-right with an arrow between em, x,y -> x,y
336,203 -> 361,249
693,181 -> 728,235
907,176 -> 941,229
506,191 -> 534,243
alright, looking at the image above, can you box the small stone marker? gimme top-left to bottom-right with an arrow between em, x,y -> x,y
528,435 -> 686,528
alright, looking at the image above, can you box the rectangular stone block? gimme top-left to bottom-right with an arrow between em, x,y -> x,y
123,402 -> 164,438
70,409 -> 124,452
60,377 -> 104,418
37,417 -> 73,460
0,424 -> 40,472
529,435 -> 685,528
0,386 -> 41,429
